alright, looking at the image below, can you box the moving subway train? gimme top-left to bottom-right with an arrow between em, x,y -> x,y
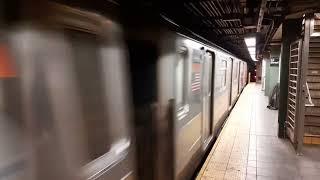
0,2 -> 247,180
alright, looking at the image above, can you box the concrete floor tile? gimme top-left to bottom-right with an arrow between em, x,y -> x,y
229,158 -> 248,165
257,168 -> 278,177
248,156 -> 257,161
230,154 -> 248,160
227,163 -> 247,172
203,169 -> 225,179
201,175 -> 223,180
246,167 -> 257,175
301,175 -> 320,180
296,161 -> 318,169
246,174 -> 257,180
256,176 -> 277,180
211,159 -> 229,164
224,169 -> 246,180
256,156 -> 274,163
247,160 -> 257,168
299,167 -> 320,176
248,152 -> 256,157
256,161 -> 274,168
207,162 -> 228,171
213,153 -> 230,159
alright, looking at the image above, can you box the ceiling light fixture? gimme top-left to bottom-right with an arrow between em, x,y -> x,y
244,37 -> 256,47
244,36 -> 257,61
248,47 -> 255,53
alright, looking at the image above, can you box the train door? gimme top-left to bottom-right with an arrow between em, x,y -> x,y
230,60 -> 239,105
201,52 -> 214,144
174,47 -> 203,179
68,30 -> 136,180
238,61 -> 241,94
229,58 -> 234,106
174,46 -> 190,175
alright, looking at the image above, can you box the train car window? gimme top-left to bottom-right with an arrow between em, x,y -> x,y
175,47 -> 188,109
176,54 -> 184,106
206,52 -> 213,95
214,58 -> 227,91
222,60 -> 227,87
65,30 -> 132,165
234,62 -> 239,80
191,50 -> 202,96
68,31 -> 110,162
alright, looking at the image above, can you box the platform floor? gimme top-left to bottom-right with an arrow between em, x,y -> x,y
196,83 -> 320,180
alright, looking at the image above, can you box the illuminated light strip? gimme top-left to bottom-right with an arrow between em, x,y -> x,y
244,37 -> 257,61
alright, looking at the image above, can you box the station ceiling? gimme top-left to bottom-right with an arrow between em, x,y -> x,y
118,0 -> 320,64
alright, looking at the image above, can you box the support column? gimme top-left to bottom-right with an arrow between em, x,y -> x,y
278,19 -> 301,138
296,14 -> 312,154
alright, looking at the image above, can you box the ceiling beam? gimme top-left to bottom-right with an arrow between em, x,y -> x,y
180,0 -> 237,3
257,0 -> 267,32
201,26 -> 244,30
269,42 -> 282,46
201,13 -> 242,21
220,35 -> 244,38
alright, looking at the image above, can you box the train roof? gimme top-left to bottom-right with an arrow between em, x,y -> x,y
160,14 -> 247,63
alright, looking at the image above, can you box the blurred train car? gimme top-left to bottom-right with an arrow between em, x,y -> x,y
1,2 -> 136,180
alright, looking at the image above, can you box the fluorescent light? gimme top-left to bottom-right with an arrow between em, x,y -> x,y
250,54 -> 256,60
244,36 -> 257,61
311,32 -> 320,37
244,37 -> 256,47
248,47 -> 255,53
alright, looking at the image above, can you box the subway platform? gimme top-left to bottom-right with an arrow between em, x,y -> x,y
196,83 -> 320,180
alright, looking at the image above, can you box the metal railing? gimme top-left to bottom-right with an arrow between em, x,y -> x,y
305,82 -> 315,107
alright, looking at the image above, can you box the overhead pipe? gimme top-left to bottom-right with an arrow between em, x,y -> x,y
205,2 -> 216,16
209,1 -> 221,16
190,3 -> 204,17
184,3 -> 195,15
199,2 -> 211,16
224,1 -> 230,14
208,1 -> 219,16
262,19 -> 276,52
261,0 -> 284,52
202,2 -> 216,17
216,1 -> 225,15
